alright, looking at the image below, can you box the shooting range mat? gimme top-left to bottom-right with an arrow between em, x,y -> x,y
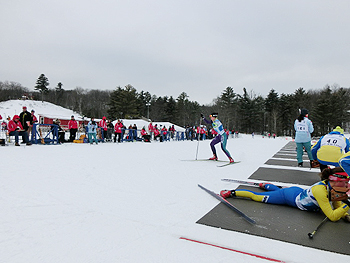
197,141 -> 350,255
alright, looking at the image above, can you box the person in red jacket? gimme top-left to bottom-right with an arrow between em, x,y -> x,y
141,126 -> 151,142
148,122 -> 154,140
68,115 -> 78,142
153,124 -> 160,141
211,128 -> 218,138
200,125 -> 206,140
196,126 -> 201,140
114,119 -> 124,143
8,115 -> 31,146
161,126 -> 167,142
141,127 -> 147,136
99,116 -> 107,142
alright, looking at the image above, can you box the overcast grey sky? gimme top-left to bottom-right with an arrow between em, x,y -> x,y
1,0 -> 350,105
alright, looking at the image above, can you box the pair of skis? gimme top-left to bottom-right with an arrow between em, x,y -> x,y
221,178 -> 284,188
198,178 -> 280,225
198,179 -> 283,225
183,159 -> 240,167
200,179 -> 330,238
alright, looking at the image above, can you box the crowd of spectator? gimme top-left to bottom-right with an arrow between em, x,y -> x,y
0,108 -> 240,146
0,106 -> 36,146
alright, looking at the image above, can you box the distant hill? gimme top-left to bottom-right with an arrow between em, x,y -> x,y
0,100 -> 83,120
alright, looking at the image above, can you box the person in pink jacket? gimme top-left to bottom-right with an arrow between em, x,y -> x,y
153,124 -> 160,141
114,119 -> 124,143
148,122 -> 154,140
8,115 -> 31,146
196,126 -> 201,140
200,126 -> 206,140
141,127 -> 148,136
141,126 -> 151,142
68,115 -> 78,142
99,116 -> 107,142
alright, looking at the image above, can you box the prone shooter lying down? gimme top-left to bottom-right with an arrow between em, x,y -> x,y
220,167 -> 350,222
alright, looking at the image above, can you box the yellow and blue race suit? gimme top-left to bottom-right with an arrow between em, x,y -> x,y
312,131 -> 350,166
235,180 -> 349,221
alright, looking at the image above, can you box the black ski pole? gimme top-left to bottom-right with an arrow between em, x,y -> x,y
195,117 -> 202,160
308,217 -> 328,239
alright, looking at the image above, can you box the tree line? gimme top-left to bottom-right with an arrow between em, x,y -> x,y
1,74 -> 350,137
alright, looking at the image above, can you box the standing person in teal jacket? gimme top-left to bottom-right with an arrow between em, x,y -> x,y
87,118 -> 98,144
294,109 -> 317,167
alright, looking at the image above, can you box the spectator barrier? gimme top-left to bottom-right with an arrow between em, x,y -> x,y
97,128 -> 187,143
4,125 -> 206,145
31,123 -> 59,144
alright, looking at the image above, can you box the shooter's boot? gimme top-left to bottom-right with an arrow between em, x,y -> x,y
220,190 -> 236,198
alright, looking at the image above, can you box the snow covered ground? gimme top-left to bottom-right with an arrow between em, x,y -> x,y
0,99 -> 83,120
1,134 -> 349,263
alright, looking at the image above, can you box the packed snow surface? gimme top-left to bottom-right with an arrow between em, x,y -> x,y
1,134 -> 349,263
0,99 -> 83,120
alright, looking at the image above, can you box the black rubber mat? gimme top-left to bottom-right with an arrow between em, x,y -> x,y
249,167 -> 320,186
279,149 -> 296,152
197,186 -> 350,255
197,141 -> 350,255
265,158 -> 314,167
281,141 -> 297,150
272,154 -> 309,160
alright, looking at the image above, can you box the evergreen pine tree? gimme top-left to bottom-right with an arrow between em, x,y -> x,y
35,74 -> 49,102
265,89 -> 279,135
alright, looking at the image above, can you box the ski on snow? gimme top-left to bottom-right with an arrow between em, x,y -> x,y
181,159 -> 241,167
182,159 -> 227,162
221,178 -> 303,189
198,184 -> 256,224
217,161 -> 241,167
